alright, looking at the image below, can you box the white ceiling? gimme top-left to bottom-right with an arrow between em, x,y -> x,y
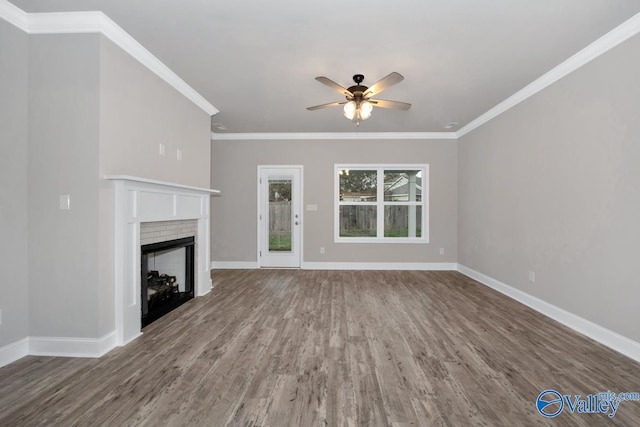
10,0 -> 640,134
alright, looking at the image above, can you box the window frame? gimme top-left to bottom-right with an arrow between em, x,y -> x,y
334,163 -> 429,243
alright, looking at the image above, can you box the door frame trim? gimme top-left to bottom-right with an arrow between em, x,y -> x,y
257,165 -> 304,268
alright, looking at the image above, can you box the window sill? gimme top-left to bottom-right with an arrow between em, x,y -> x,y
335,237 -> 429,244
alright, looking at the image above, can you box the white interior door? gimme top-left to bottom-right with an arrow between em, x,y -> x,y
259,166 -> 302,268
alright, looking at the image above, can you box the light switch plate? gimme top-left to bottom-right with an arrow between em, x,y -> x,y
59,194 -> 70,210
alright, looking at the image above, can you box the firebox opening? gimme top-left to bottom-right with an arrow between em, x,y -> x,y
141,236 -> 195,327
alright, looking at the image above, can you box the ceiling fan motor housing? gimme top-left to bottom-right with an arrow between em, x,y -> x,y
347,74 -> 368,98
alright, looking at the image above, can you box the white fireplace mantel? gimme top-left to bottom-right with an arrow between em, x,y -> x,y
105,175 -> 220,346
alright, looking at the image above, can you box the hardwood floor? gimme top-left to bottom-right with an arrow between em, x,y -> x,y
1,270 -> 639,426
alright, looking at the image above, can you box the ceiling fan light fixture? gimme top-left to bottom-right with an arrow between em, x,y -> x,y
343,101 -> 356,120
360,101 -> 373,120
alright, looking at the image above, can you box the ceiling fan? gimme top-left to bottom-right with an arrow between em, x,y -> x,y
307,72 -> 411,125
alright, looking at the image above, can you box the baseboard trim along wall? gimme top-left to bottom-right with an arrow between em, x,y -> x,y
301,262 -> 458,271
29,331 -> 118,358
0,337 -> 29,368
4,265 -> 639,367
211,261 -> 260,269
457,264 -> 640,364
0,331 -> 119,367
211,261 -> 457,271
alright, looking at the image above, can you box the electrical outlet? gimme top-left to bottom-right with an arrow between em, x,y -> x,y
439,248 -> 445,255
528,271 -> 535,283
320,247 -> 325,254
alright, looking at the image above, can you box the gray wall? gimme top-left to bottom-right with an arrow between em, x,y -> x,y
28,34 -> 102,338
0,20 -> 29,347
98,37 -> 211,189
211,139 -> 457,264
0,27 -> 212,344
458,33 -> 640,342
98,36 -> 211,336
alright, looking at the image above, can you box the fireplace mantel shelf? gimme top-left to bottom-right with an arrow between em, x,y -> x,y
104,175 -> 220,195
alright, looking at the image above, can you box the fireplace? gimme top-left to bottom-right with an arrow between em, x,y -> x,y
106,175 -> 219,346
141,236 -> 195,327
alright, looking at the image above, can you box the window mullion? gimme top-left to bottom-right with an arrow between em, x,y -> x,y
377,168 -> 384,238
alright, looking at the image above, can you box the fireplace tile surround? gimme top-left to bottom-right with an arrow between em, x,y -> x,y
141,221 -> 198,327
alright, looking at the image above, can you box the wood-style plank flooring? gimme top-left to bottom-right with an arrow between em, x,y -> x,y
1,270 -> 639,426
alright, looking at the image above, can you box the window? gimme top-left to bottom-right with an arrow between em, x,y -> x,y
335,164 -> 429,243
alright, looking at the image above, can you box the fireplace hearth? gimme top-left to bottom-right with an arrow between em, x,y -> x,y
141,236 -> 195,327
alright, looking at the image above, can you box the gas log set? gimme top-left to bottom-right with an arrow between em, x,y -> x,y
146,270 -> 179,308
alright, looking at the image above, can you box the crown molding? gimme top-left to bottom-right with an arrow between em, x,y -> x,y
0,0 -> 218,116
27,11 -> 105,34
0,0 -> 27,31
5,0 -> 639,135
457,11 -> 640,138
211,131 -> 457,141
211,10 -> 640,142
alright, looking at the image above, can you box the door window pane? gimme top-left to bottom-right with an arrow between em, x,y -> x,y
384,170 -> 422,201
339,205 -> 377,237
339,170 -> 377,202
269,180 -> 291,251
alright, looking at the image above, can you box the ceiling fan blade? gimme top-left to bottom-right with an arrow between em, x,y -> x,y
306,100 -> 347,111
368,99 -> 412,110
363,72 -> 404,97
315,76 -> 352,97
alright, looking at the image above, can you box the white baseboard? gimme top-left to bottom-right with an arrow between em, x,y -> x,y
301,262 -> 457,270
29,330 -> 118,358
97,330 -> 118,356
457,264 -> 640,363
0,331 -> 118,367
0,337 -> 29,368
212,261 -> 458,271
6,266 -> 635,367
120,331 -> 143,347
211,261 -> 259,269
